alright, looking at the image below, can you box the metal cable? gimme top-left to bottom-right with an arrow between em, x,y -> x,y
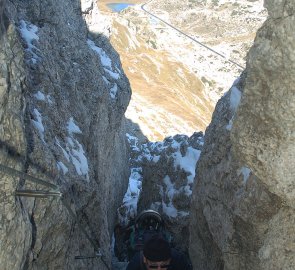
0,163 -> 111,270
0,163 -> 58,190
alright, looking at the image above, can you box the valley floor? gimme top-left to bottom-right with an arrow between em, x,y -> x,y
97,0 -> 266,141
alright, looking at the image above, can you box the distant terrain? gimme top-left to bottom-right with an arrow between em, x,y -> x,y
148,0 -> 267,67
98,0 -> 267,141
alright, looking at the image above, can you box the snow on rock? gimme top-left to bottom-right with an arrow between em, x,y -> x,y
34,91 -> 45,101
162,175 -> 188,218
235,166 -> 253,198
87,39 -> 121,89
19,20 -> 40,64
1,0 -> 131,268
230,86 -> 242,112
56,161 -> 69,175
118,132 -> 203,250
54,118 -> 89,180
67,117 -> 82,135
32,108 -> 45,142
138,133 -> 203,218
117,134 -> 143,224
56,138 -> 70,162
87,39 -> 112,68
226,80 -> 242,130
118,167 -> 143,225
238,166 -> 252,184
66,137 -> 89,179
110,84 -> 118,99
34,91 -> 53,104
81,0 -> 93,13
102,76 -> 110,86
125,133 -> 141,152
138,133 -> 204,250
104,68 -> 120,80
172,146 -> 201,184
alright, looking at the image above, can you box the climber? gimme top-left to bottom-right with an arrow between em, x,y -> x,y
128,210 -> 172,255
126,235 -> 192,270
114,210 -> 172,261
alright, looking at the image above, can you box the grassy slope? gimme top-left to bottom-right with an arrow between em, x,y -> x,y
98,1 -> 214,140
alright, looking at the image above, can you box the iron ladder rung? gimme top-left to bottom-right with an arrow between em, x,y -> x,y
15,189 -> 62,198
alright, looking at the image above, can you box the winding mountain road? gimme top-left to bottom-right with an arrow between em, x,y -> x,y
141,0 -> 245,71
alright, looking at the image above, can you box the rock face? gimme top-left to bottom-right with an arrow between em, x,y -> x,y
119,132 -> 203,252
232,0 -> 295,267
189,1 -> 295,269
0,0 -> 131,269
232,0 -> 295,209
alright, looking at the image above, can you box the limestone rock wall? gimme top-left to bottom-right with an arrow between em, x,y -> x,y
0,0 -> 131,269
189,1 -> 295,269
231,0 -> 295,267
231,0 -> 295,208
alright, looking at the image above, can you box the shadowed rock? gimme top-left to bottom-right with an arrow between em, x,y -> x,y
0,0 -> 131,269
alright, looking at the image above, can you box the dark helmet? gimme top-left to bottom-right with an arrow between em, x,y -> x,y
136,210 -> 163,231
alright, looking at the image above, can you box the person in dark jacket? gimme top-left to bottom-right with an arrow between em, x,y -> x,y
126,236 -> 192,270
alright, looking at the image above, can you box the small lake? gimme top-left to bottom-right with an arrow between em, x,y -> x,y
107,3 -> 135,12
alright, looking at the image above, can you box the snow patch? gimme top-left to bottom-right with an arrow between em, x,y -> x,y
34,91 -> 45,101
57,161 -> 69,175
162,200 -> 178,218
238,166 -> 252,184
56,138 -> 70,162
68,138 -> 89,179
32,109 -> 45,142
104,68 -> 120,80
162,175 -> 178,218
87,39 -> 112,68
119,167 -> 143,225
87,39 -> 121,80
34,91 -> 53,104
81,0 -> 93,13
19,20 -> 40,64
226,86 -> 242,130
230,86 -> 242,112
126,133 -> 141,152
226,119 -> 234,131
67,117 -> 82,135
173,146 -> 201,184
110,83 -> 118,99
125,29 -> 140,50
161,175 -> 190,218
55,119 -> 89,180
102,76 -> 110,85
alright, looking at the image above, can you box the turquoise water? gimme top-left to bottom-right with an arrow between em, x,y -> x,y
107,3 -> 135,12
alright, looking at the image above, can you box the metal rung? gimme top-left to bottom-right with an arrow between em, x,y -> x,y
15,190 -> 62,198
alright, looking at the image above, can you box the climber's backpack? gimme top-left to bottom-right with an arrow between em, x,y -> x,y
127,210 -> 172,259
